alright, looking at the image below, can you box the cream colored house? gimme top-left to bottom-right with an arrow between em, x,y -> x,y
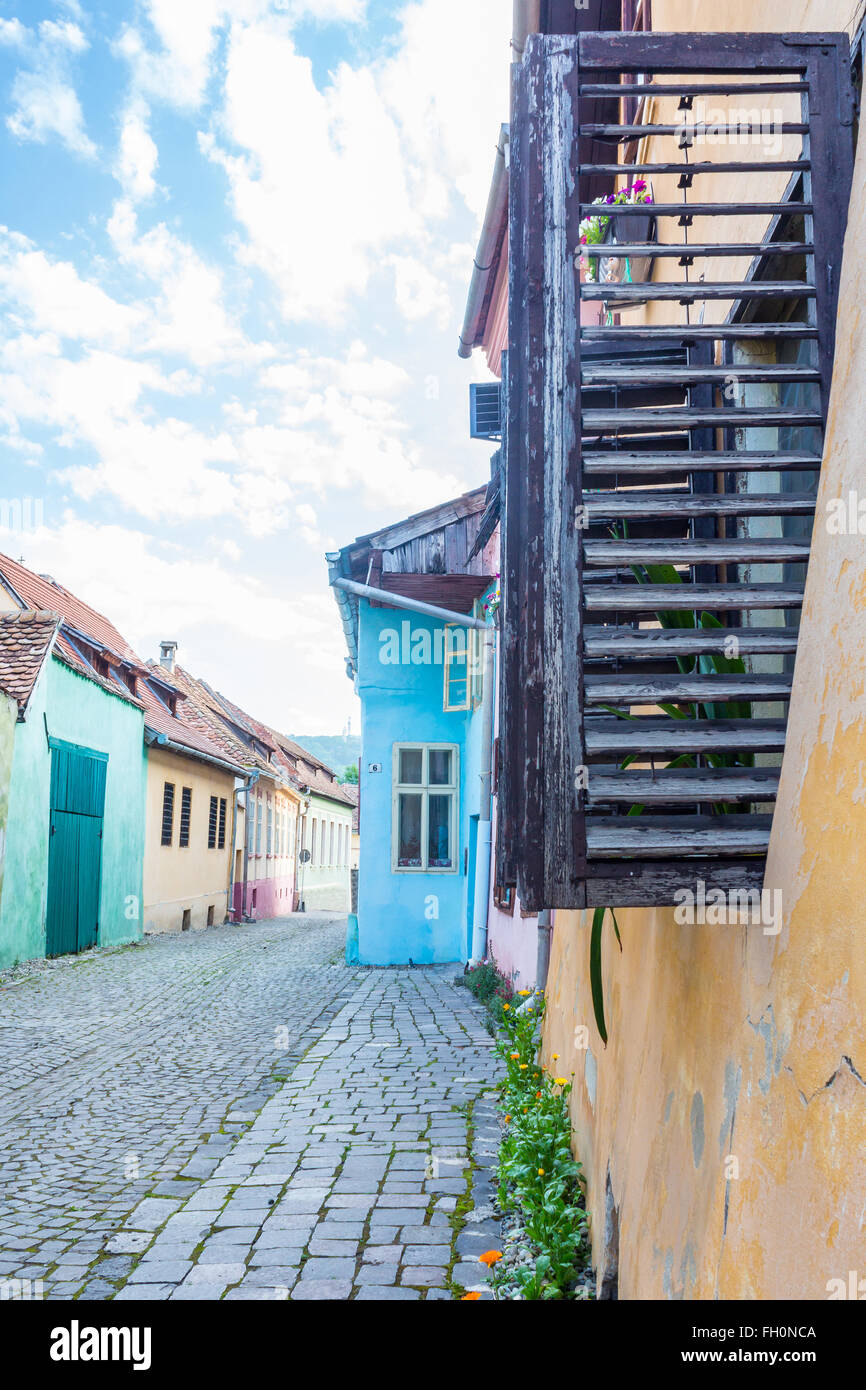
141,648 -> 247,934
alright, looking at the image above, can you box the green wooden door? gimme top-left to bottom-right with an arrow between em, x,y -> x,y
46,740 -> 107,956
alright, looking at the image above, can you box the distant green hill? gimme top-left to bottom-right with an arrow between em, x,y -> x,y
291,734 -> 361,780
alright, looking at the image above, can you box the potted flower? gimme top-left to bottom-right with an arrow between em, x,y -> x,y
578,180 -> 655,307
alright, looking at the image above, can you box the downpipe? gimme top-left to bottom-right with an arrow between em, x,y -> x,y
470,630 -> 496,965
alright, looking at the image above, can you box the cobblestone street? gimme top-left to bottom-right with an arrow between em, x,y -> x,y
0,915 -> 501,1301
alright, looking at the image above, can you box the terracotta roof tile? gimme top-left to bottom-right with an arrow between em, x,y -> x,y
0,611 -> 59,710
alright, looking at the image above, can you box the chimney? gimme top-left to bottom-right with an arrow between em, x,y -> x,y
159,640 -> 178,673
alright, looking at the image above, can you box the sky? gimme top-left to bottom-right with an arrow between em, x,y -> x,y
0,0 -> 509,735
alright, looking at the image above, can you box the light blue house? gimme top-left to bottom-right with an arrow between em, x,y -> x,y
328,487 -> 499,966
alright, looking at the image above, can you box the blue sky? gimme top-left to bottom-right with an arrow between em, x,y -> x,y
0,0 -> 509,734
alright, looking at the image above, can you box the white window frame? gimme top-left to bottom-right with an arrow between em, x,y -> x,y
391,743 -> 459,874
443,607 -> 485,713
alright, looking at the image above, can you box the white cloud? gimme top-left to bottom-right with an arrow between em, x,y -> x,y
107,198 -> 269,367
38,20 -> 88,53
116,101 -> 159,200
0,228 -> 142,344
196,0 -> 510,324
0,19 -> 27,47
4,14 -> 95,158
7,68 -> 96,157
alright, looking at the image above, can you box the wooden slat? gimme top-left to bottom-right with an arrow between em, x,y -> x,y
583,408 -> 821,429
576,29 -> 826,72
584,858 -> 767,907
581,363 -> 819,384
583,492 -> 816,518
578,202 -> 813,217
587,767 -> 781,804
586,814 -> 773,857
582,450 -> 820,474
581,281 -> 815,301
584,625 -> 801,658
584,537 -> 811,565
581,323 -> 818,341
580,122 -> 808,138
581,242 -> 812,261
585,717 -> 787,755
585,583 -> 804,612
584,672 -> 792,703
578,82 -> 810,97
580,164 -> 810,178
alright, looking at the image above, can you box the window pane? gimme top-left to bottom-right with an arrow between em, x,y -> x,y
399,748 -> 423,784
428,749 -> 452,786
428,794 -> 452,868
398,793 -> 423,867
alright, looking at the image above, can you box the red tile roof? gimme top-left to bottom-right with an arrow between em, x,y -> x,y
0,551 -> 139,664
0,611 -> 59,710
0,552 -> 243,770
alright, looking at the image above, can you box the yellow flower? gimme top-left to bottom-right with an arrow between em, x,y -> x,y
504,1114 -> 511,1123
555,1076 -> 568,1086
526,1006 -> 534,1013
537,1168 -> 545,1177
552,1053 -> 559,1060
502,1003 -> 510,1011
461,1291 -> 482,1300
519,1063 -> 528,1070
479,1250 -> 503,1267
518,989 -> 531,997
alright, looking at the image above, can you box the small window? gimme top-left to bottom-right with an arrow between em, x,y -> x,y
392,744 -> 458,873
181,908 -> 191,931
255,800 -> 262,855
218,797 -> 226,850
208,795 -> 218,849
443,626 -> 470,712
329,822 -> 335,866
311,819 -> 317,865
161,783 -> 175,846
267,806 -> 273,856
179,787 -> 192,848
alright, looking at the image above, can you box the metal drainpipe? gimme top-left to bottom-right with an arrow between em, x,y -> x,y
470,631 -> 496,964
242,773 -> 259,922
332,577 -> 489,631
227,776 -> 245,922
536,909 -> 553,992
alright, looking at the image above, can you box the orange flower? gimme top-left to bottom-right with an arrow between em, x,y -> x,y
479,1250 -> 503,1267
535,1090 -> 542,1099
502,1003 -> 510,1011
504,1114 -> 511,1123
509,1052 -> 520,1060
461,1291 -> 482,1300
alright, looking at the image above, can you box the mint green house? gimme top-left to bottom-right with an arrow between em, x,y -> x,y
0,591 -> 147,971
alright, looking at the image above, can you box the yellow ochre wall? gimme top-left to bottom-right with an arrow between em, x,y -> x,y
543,0 -> 866,1299
143,745 -> 237,934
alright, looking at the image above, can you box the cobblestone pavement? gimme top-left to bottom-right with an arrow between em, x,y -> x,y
0,915 -> 502,1302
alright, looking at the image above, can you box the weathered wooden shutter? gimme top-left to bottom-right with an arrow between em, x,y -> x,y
46,740 -> 107,956
503,31 -> 854,911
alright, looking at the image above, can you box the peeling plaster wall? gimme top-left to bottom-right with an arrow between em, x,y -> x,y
541,0 -> 866,1300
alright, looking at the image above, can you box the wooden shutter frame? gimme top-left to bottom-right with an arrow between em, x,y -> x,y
503,31 -> 855,912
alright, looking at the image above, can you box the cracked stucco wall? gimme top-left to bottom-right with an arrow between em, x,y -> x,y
539,0 -> 866,1302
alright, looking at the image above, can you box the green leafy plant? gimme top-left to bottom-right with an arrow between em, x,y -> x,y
489,996 -> 591,1300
